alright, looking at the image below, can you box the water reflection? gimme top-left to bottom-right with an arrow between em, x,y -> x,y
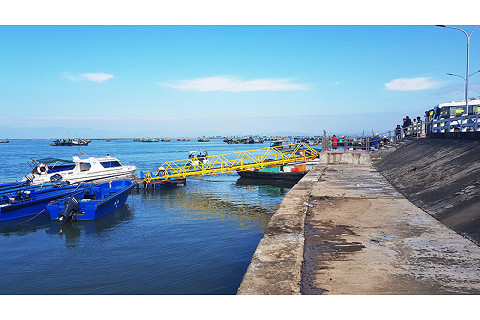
130,186 -> 278,230
235,177 -> 296,196
0,214 -> 51,237
45,204 -> 134,248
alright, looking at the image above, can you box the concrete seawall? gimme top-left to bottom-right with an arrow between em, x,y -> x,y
374,139 -> 480,245
237,153 -> 480,294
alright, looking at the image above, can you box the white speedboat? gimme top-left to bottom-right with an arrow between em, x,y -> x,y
22,155 -> 136,185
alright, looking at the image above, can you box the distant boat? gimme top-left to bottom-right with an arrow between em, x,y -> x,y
160,138 -> 171,142
137,138 -> 159,142
51,138 -> 90,146
270,138 -> 293,151
224,137 -> 264,144
47,179 -> 134,222
198,138 -> 210,142
0,184 -> 88,222
0,139 -> 9,143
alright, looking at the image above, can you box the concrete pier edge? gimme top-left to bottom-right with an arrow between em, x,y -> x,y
238,151 -> 480,294
237,166 -> 326,294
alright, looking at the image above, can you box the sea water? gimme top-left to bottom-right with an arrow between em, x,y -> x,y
0,139 -> 293,294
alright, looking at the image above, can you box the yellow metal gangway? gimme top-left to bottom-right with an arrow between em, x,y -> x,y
143,142 -> 320,183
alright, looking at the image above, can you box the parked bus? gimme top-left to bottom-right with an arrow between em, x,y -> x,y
426,99 -> 480,134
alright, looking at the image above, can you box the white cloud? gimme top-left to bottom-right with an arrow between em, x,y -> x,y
63,72 -> 114,83
385,77 -> 441,91
163,76 -> 311,92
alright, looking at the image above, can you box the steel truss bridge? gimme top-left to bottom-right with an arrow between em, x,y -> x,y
142,142 -> 320,183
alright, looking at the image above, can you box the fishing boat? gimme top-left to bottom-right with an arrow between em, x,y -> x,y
22,155 -> 136,185
197,138 -> 210,142
188,150 -> 209,165
0,184 -> 87,222
47,179 -> 134,222
270,137 -> 292,151
237,159 -> 319,181
51,138 -> 90,146
136,138 -> 159,142
0,139 -> 9,143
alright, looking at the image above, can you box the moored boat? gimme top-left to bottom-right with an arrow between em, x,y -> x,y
0,139 -> 9,143
22,155 -> 136,185
237,159 -> 319,181
0,181 -> 29,193
198,138 -> 210,142
47,179 -> 134,222
188,150 -> 209,165
0,184 -> 88,222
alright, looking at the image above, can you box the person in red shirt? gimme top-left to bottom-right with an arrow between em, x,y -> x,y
332,135 -> 338,150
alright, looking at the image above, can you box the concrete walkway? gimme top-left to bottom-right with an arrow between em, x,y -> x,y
237,164 -> 480,294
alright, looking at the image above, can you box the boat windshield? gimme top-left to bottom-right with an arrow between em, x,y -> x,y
33,158 -> 74,166
100,161 -> 122,168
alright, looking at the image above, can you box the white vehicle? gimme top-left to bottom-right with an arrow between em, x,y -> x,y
23,155 -> 137,185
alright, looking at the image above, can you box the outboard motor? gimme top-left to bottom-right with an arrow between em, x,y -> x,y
57,196 -> 80,223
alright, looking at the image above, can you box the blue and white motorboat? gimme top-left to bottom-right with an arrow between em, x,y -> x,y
22,155 -> 136,185
47,179 -> 134,222
0,184 -> 89,222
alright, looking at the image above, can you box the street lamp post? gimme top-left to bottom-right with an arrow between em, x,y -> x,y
437,25 -> 480,111
447,70 -> 480,110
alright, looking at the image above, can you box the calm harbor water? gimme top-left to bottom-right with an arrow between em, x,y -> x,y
0,139 -> 294,294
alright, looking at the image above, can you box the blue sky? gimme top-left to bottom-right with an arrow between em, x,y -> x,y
1,24 -> 479,138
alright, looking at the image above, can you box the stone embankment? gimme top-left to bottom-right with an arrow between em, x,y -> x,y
375,139 -> 480,244
237,148 -> 480,294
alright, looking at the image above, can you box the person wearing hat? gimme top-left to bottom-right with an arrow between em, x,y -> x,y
370,133 -> 380,149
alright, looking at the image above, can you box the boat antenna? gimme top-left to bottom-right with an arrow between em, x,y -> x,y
79,148 -> 83,155
27,160 -> 35,169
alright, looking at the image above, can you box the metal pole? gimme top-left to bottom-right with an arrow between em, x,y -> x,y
437,25 -> 479,112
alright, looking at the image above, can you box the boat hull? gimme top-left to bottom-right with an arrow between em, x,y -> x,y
0,186 -> 83,222
28,165 -> 136,185
47,180 -> 134,221
237,170 -> 307,181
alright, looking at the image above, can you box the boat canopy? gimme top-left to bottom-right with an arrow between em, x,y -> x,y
33,158 -> 74,165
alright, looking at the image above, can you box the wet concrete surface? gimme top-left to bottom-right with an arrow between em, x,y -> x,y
303,165 -> 480,294
236,167 -> 325,295
238,162 -> 480,295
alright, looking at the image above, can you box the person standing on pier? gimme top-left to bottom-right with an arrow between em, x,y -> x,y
370,133 -> 380,149
332,135 -> 338,150
395,125 -> 402,141
403,116 -> 412,137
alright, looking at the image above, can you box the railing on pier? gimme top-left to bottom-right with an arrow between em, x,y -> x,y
143,142 -> 320,183
431,114 -> 480,133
